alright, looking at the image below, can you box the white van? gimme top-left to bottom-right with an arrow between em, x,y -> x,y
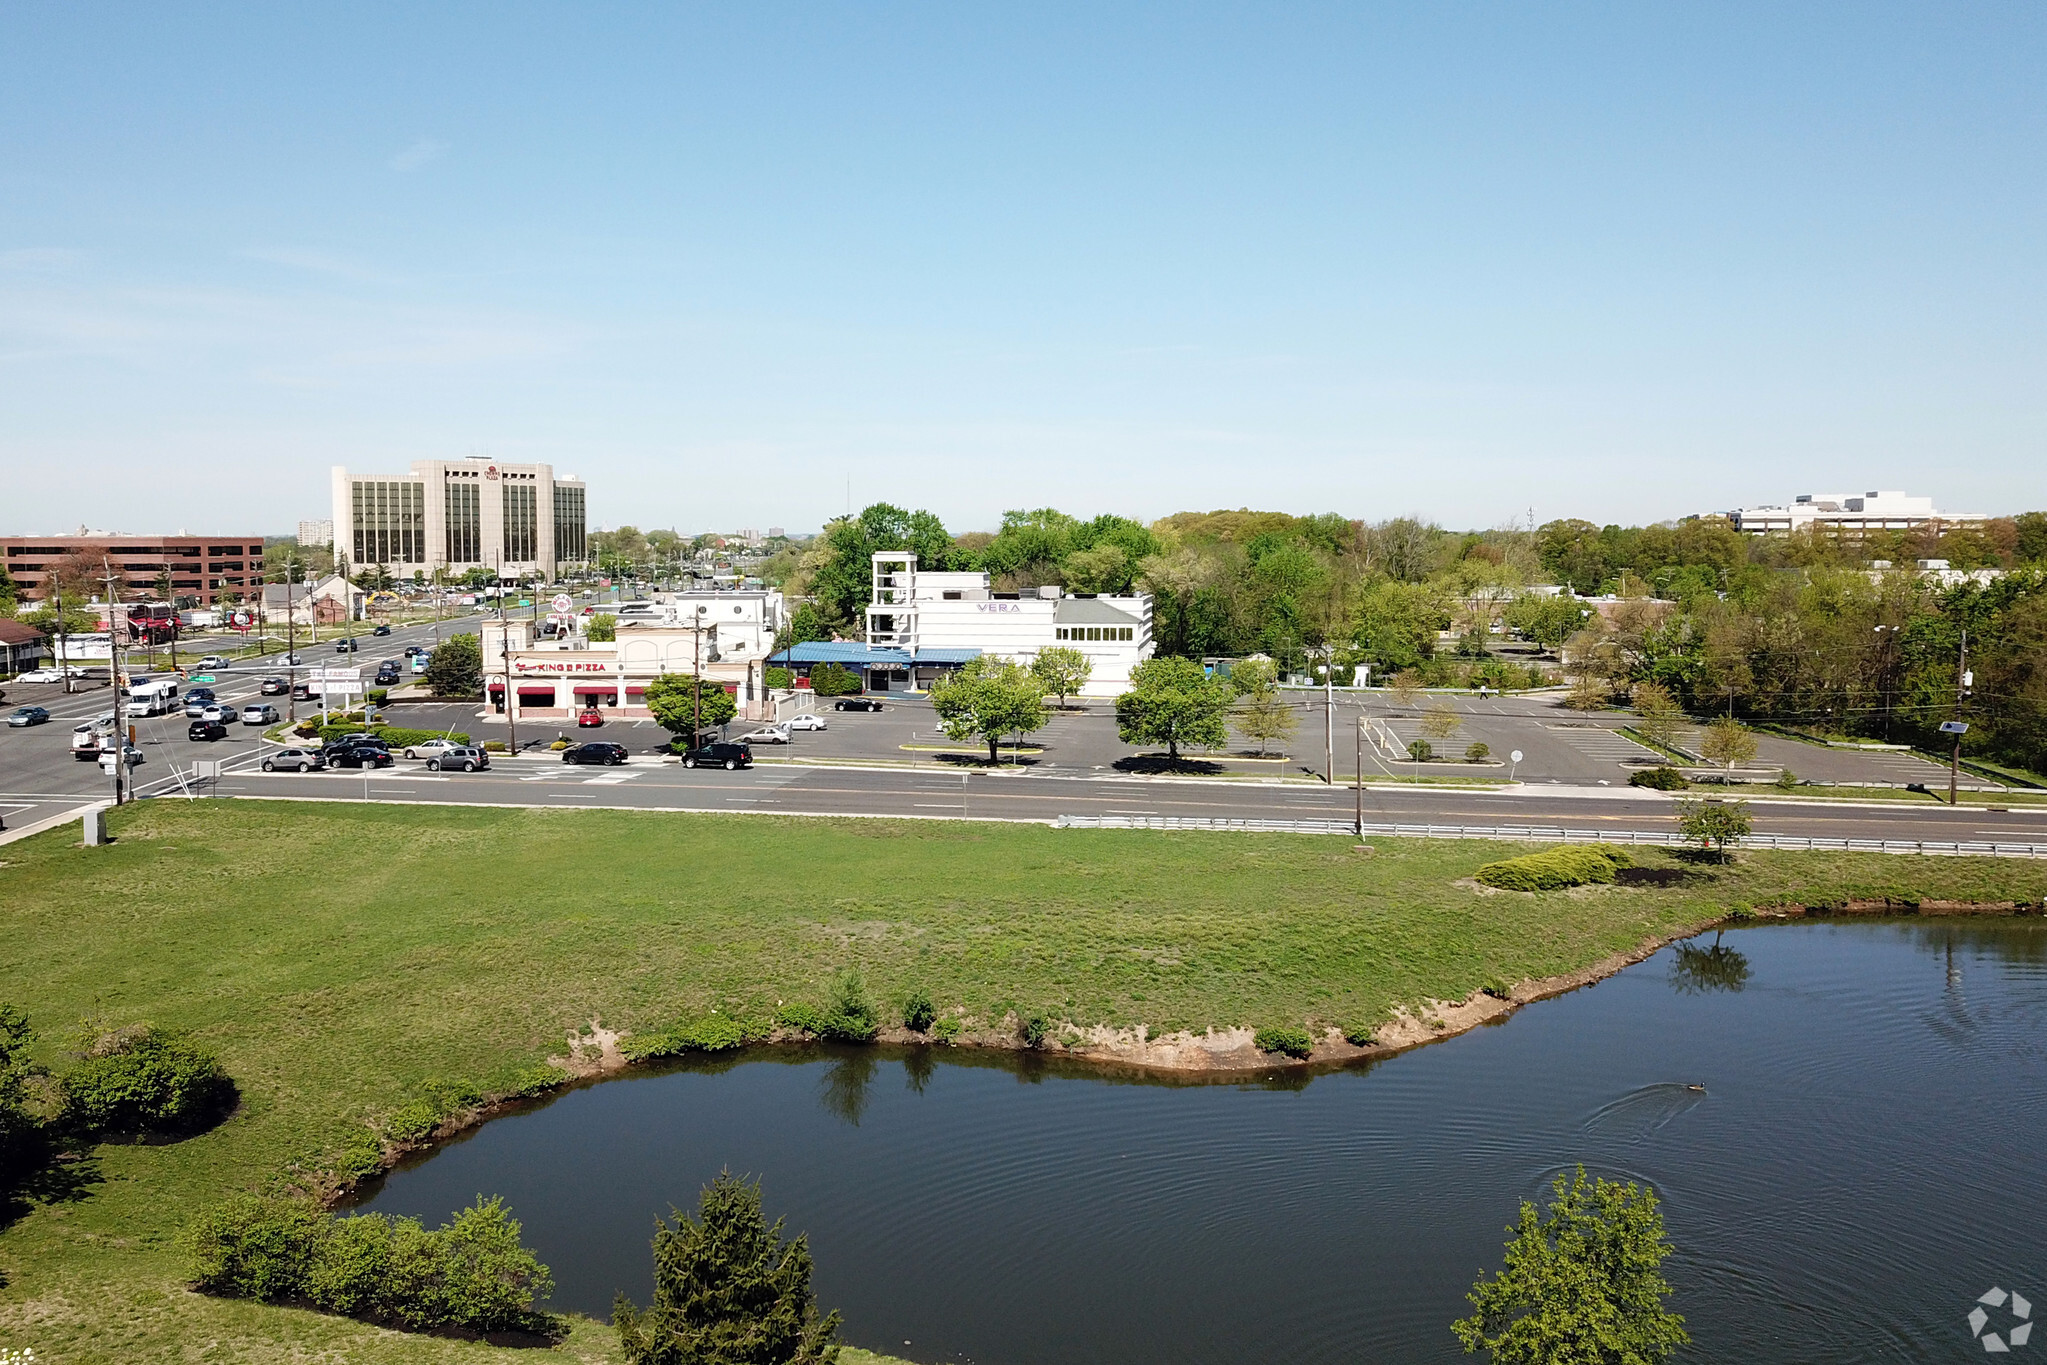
125,678 -> 180,718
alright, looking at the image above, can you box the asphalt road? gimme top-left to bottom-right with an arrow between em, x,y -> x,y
6,619 -> 2041,848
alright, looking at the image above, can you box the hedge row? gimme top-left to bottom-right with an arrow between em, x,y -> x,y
183,1194 -> 555,1334
619,1014 -> 770,1062
1474,844 -> 1633,892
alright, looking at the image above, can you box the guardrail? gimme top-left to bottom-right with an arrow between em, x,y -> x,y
1052,814 -> 2047,858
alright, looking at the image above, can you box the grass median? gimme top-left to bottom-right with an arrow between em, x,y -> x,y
3,799 -> 2046,1362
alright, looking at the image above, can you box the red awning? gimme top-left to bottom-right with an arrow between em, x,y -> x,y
572,685 -> 616,694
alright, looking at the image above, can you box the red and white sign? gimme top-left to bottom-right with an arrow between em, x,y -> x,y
551,594 -> 573,613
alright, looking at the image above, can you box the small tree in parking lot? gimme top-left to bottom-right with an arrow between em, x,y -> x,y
931,655 -> 1047,765
807,663 -> 862,697
423,633 -> 482,698
646,673 -> 737,746
1029,646 -> 1092,710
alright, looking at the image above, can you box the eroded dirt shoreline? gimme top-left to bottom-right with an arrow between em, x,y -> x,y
347,899 -> 2040,1198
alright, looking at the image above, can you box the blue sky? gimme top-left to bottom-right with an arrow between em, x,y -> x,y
2,3 -> 2042,537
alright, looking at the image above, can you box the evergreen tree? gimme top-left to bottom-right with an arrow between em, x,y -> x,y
616,1173 -> 841,1365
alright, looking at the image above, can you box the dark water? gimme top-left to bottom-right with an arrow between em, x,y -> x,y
359,920 -> 2047,1363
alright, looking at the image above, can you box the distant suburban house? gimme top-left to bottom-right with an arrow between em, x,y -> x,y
0,619 -> 48,674
260,574 -> 364,625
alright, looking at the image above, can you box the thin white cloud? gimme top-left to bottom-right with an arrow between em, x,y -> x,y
388,137 -> 449,172
241,247 -> 400,284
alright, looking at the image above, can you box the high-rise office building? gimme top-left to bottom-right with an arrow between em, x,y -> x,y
297,518 -> 334,548
330,459 -> 587,580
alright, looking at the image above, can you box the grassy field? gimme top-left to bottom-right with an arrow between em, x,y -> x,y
3,800 -> 2045,1363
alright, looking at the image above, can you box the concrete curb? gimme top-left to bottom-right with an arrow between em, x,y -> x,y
0,802 -> 101,848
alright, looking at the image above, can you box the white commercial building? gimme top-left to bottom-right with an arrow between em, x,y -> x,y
1723,490 -> 1985,537
297,518 -> 334,548
330,458 -> 587,580
855,552 -> 1153,696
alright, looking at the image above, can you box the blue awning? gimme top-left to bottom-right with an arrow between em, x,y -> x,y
777,642 -> 982,668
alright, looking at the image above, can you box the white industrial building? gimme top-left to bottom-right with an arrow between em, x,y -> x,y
330,458 -> 587,580
795,552 -> 1151,696
1723,490 -> 1985,537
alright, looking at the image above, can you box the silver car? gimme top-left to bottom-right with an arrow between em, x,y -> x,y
241,703 -> 278,724
426,745 -> 491,772
203,703 -> 241,725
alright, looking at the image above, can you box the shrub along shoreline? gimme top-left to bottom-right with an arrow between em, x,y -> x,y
2,800 -> 2045,1362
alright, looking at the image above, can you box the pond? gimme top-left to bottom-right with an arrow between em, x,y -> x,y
358,920 -> 2047,1363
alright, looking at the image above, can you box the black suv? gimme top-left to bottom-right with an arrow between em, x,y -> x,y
323,743 -> 394,769
187,719 -> 229,741
562,741 -> 629,766
371,624 -> 392,636
335,638 -> 358,653
832,697 -> 884,712
680,742 -> 752,770
375,662 -> 401,684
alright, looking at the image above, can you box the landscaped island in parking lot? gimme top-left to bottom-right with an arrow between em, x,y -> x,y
2,800 -> 2044,1362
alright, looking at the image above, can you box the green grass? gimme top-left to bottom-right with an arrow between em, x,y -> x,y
3,801 -> 2045,1362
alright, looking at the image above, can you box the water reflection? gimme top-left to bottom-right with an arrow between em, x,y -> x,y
1668,936 -> 1751,994
819,1053 -> 877,1126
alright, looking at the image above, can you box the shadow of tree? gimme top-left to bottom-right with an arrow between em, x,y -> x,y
0,1146 -> 105,1234
1113,755 -> 1223,776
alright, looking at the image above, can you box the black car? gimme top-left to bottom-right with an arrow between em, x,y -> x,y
186,686 -> 217,703
259,677 -> 288,695
187,720 -> 229,741
403,645 -> 425,657
832,698 -> 884,712
375,664 -> 401,684
371,624 -> 392,636
680,741 -> 752,770
562,741 -> 628,766
324,743 -> 394,769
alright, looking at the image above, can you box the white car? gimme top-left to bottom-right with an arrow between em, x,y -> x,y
785,714 -> 828,731
735,725 -> 791,745
196,655 -> 232,670
402,738 -> 464,761
241,703 -> 279,724
15,667 -> 64,684
277,652 -> 304,666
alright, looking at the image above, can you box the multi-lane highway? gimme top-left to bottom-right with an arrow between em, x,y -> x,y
5,610 -> 2046,851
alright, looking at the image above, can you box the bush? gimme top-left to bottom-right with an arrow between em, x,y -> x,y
621,1014 -> 768,1062
64,1026 -> 235,1134
1629,766 -> 1688,791
819,972 -> 878,1043
808,662 -> 862,697
1018,1013 -> 1050,1048
901,990 -> 936,1033
1474,844 -> 1633,892
932,1016 -> 962,1044
764,666 -> 794,690
1254,1025 -> 1313,1059
1480,978 -> 1514,1000
483,740 -> 508,752
184,1194 -> 555,1332
1774,768 -> 1799,791
1406,739 -> 1434,763
1465,741 -> 1491,762
1342,1023 -> 1375,1046
366,688 -> 390,706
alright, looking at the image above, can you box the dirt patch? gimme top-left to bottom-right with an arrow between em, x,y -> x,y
547,1018 -> 625,1077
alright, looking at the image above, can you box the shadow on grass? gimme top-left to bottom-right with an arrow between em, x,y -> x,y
1616,866 -> 1712,888
932,752 -> 1043,769
0,1145 -> 105,1235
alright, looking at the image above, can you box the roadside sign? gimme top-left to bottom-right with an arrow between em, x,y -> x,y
1510,750 -> 1524,763
309,667 -> 362,682
551,593 -> 573,613
190,673 -> 215,684
1939,721 -> 1970,734
230,608 -> 254,633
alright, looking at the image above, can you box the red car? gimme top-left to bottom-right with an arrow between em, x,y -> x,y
577,708 -> 606,727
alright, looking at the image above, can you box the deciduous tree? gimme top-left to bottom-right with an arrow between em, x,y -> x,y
646,673 -> 737,742
1029,646 -> 1093,709
1115,656 -> 1232,760
930,656 -> 1047,764
1675,797 -> 1752,861
423,633 -> 482,698
1452,1165 -> 1688,1364
1228,658 -> 1296,756
1698,718 -> 1757,775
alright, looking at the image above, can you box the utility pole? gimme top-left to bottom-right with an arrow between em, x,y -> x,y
101,557 -> 127,807
52,582 -> 73,694
1322,650 -> 1335,785
1950,628 -> 1971,806
285,555 -> 301,723
500,610 -> 519,756
1354,715 -> 1365,836
692,606 -> 704,742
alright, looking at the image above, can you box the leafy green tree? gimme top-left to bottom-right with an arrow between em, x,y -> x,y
1452,1165 -> 1688,1364
1228,659 -> 1298,757
0,1005 -> 49,1181
1061,543 -> 1133,594
615,1172 -> 842,1365
588,613 -> 617,642
774,603 -> 834,655
423,632 -> 483,698
1029,646 -> 1093,709
1629,682 -> 1684,755
931,656 -> 1047,764
1674,797 -> 1752,861
647,673 -> 738,742
1503,594 -> 1590,651
810,504 -> 957,624
1420,699 -> 1463,744
1115,656 -> 1232,760
1698,718 -> 1757,775
2015,511 -> 2047,565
